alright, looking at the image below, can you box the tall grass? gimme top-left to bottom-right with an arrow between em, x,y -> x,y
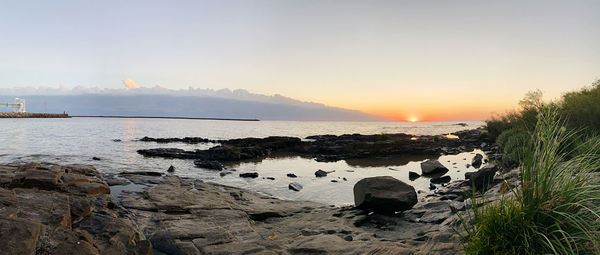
463,108 -> 600,254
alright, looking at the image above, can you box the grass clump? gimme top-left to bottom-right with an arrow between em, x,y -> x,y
462,108 -> 600,254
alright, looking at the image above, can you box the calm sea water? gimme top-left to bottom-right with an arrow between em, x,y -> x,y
0,117 -> 486,205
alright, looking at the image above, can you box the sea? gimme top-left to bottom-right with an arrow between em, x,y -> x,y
0,117 -> 486,206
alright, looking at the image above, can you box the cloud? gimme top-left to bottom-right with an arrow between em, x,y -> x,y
122,78 -> 139,89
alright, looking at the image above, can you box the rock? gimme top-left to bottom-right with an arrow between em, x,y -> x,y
220,171 -> 232,177
193,160 -> 224,170
420,159 -> 448,175
289,182 -> 303,191
287,173 -> 298,178
429,183 -> 437,190
467,165 -> 498,191
112,139 -> 122,142
353,176 -> 417,214
119,171 -> 163,176
92,157 -> 101,160
167,165 -> 175,172
430,176 -> 451,184
471,154 -> 483,168
408,171 -> 420,180
105,178 -> 130,186
331,180 -> 338,183
315,170 -> 328,177
266,177 -> 275,180
239,172 -> 259,178
344,235 -> 353,241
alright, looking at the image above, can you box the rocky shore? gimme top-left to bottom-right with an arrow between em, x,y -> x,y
0,128 -> 518,254
0,112 -> 70,118
0,158 -> 517,254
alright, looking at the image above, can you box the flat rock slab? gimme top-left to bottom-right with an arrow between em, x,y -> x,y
0,162 -> 151,255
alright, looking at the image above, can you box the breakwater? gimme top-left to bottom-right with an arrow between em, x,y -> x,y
0,112 -> 70,118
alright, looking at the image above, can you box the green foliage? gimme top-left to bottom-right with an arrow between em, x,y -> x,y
463,108 -> 600,254
560,80 -> 600,133
496,128 -> 531,168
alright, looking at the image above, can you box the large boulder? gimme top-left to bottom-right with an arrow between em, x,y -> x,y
466,165 -> 497,191
420,159 -> 448,175
353,176 -> 417,214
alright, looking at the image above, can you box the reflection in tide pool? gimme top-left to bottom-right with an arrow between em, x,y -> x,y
204,150 -> 488,206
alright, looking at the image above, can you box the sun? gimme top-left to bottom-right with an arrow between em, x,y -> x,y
408,117 -> 418,122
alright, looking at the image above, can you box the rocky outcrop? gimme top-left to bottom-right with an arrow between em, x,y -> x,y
421,159 -> 449,175
353,176 -> 417,214
117,173 -> 463,255
137,129 -> 491,163
0,163 -> 151,255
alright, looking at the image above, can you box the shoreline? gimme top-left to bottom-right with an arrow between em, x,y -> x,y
71,115 -> 260,121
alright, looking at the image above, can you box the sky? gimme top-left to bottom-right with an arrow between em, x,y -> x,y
0,0 -> 599,121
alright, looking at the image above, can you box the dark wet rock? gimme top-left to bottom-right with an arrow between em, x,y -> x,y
315,169 -> 328,177
119,171 -> 163,176
138,129 -> 491,164
331,180 -> 338,183
139,136 -> 212,144
92,157 -> 101,160
219,171 -> 232,177
266,177 -> 275,180
112,139 -> 122,142
289,182 -> 303,191
353,176 -> 417,214
193,160 -> 224,170
167,165 -> 175,172
429,183 -> 437,190
239,172 -> 259,178
466,165 -> 498,191
343,177 -> 348,181
430,176 -> 451,184
471,154 -> 483,168
287,173 -> 298,178
408,171 -> 420,180
420,159 -> 449,176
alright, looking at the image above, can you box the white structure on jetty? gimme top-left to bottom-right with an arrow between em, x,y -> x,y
0,98 -> 26,113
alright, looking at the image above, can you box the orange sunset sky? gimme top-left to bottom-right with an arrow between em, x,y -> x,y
1,1 -> 599,121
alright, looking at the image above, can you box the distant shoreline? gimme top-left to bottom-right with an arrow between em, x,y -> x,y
71,115 -> 260,121
0,112 -> 70,118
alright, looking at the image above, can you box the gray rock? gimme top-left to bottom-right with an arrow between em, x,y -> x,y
167,165 -> 175,172
471,154 -> 483,168
239,172 -> 259,178
315,169 -> 328,177
467,165 -> 497,191
287,173 -> 297,178
194,160 -> 224,170
408,171 -> 420,180
430,176 -> 451,184
353,176 -> 417,214
420,160 -> 448,175
220,171 -> 232,177
289,182 -> 303,191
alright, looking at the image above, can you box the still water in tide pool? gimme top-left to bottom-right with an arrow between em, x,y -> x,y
0,117 -> 486,205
